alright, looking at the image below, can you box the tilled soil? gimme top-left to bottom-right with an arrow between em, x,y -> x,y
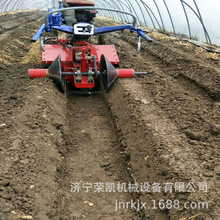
0,12 -> 219,220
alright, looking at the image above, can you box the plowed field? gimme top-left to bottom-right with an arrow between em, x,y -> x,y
0,11 -> 219,220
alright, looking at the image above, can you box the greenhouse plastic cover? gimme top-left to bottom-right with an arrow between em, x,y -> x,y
0,0 -> 219,46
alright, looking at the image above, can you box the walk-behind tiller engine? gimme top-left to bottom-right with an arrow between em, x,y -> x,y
29,1 -> 153,94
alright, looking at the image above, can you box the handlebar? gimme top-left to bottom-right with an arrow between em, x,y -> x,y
31,7 -> 153,43
137,30 -> 152,42
45,7 -> 137,29
31,24 -> 45,42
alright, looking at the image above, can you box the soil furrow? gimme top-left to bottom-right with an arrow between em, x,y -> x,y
122,35 -> 220,100
0,11 -> 219,220
54,95 -> 141,219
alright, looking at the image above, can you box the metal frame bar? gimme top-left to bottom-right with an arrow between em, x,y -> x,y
162,0 -> 175,34
0,0 -> 213,45
95,0 -> 112,18
181,0 -> 211,44
152,0 -> 165,31
106,0 -> 123,22
140,0 -> 155,29
45,6 -> 137,28
101,0 -> 118,20
140,0 -> 162,30
180,0 -> 192,39
110,0 -> 127,22
118,0 -> 133,23
124,0 -> 141,26
135,0 -> 147,27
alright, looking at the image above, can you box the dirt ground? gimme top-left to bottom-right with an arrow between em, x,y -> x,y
0,11 -> 219,220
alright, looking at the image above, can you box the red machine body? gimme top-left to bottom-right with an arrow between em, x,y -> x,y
40,40 -> 120,90
42,43 -> 119,66
28,35 -> 142,93
29,4 -> 151,93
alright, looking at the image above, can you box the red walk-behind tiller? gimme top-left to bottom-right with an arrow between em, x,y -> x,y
29,2 -> 152,94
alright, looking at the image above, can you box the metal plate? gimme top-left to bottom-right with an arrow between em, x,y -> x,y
42,45 -> 73,65
74,23 -> 94,35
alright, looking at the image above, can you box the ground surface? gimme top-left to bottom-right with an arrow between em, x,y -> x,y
0,11 -> 219,220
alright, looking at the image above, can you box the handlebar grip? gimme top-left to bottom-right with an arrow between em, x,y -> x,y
137,30 -> 153,42
31,24 -> 46,42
